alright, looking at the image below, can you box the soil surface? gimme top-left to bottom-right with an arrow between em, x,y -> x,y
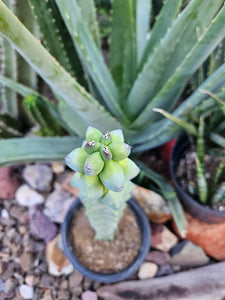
71,206 -> 142,273
176,146 -> 225,211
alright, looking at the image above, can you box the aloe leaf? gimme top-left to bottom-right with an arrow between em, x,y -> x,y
0,0 -> 17,116
76,0 -> 100,48
57,98 -> 87,137
0,136 -> 82,167
29,0 -> 86,85
153,108 -> 197,136
127,0 -> 224,120
110,0 -> 137,100
136,161 -> 186,237
0,74 -> 37,97
0,1 -> 122,131
136,0 -> 151,64
131,64 -> 225,151
140,0 -> 182,68
131,3 -> 225,129
55,0 -> 125,123
210,133 -> 225,148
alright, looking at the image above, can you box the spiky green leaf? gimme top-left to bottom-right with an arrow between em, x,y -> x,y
0,136 -> 82,167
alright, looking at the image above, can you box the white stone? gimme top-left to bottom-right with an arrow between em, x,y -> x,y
1,209 -> 9,218
15,184 -> 44,207
19,284 -> 34,299
138,262 -> 158,279
48,261 -> 73,277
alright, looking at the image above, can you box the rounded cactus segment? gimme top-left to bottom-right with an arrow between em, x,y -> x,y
118,158 -> 140,180
65,147 -> 88,172
99,160 -> 125,192
84,140 -> 100,154
70,172 -> 81,188
100,131 -> 112,145
84,151 -> 104,176
109,142 -> 131,161
109,129 -> 124,143
71,173 -> 104,200
100,145 -> 112,161
86,126 -> 102,142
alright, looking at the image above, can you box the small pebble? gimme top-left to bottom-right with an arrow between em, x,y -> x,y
19,284 -> 34,299
82,290 -> 98,300
138,262 -> 158,279
15,184 -> 44,207
23,163 -> 53,192
1,209 -> 9,219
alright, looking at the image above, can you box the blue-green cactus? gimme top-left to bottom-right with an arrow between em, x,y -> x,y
65,127 -> 140,241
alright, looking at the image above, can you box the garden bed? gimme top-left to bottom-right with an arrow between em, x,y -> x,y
0,162 -> 222,299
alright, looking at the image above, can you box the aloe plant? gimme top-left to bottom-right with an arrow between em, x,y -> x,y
1,0 -> 225,234
66,127 -> 140,240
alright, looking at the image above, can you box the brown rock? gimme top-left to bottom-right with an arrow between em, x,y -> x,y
51,162 -> 65,174
131,184 -> 171,223
39,274 -> 53,288
174,213 -> 225,261
151,224 -> 178,252
46,234 -> 73,276
69,270 -> 83,289
57,289 -> 70,300
146,251 -> 170,265
20,252 -> 34,272
40,290 -> 53,300
0,167 -> 19,200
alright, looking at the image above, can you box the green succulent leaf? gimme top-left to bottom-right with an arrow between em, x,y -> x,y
140,0 -> 182,68
99,160 -> 125,192
136,0 -> 151,64
136,161 -> 186,237
0,1 -> 122,132
0,136 -> 82,167
65,147 -> 89,173
84,151 -> 104,176
55,0 -> 126,123
71,172 -> 104,201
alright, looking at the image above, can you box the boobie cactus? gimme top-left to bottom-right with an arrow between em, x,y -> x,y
65,127 -> 140,240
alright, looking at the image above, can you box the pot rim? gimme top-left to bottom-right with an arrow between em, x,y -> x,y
170,134 -> 225,223
61,197 -> 151,283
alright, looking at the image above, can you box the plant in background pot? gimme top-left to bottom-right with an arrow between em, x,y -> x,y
154,90 -> 225,260
62,127 -> 151,282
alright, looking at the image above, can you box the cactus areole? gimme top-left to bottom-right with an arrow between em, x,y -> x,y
65,127 -> 140,241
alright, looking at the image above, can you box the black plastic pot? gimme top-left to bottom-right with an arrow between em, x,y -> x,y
170,134 -> 225,224
61,197 -> 151,283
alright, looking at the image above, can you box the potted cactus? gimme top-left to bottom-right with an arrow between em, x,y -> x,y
62,127 -> 150,282
154,91 -> 225,259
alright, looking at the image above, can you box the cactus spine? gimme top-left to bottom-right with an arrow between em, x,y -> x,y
65,127 -> 140,240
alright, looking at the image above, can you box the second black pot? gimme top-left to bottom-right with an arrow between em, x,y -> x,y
170,134 -> 225,224
61,197 -> 151,283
